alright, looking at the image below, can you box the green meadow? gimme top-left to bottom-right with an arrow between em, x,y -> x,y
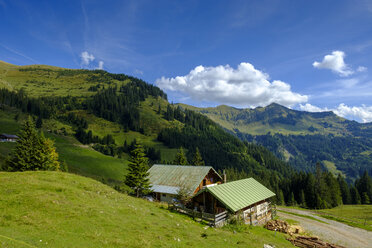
315,205 -> 372,232
0,171 -> 294,248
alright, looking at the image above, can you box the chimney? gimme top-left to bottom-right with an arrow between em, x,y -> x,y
223,170 -> 227,184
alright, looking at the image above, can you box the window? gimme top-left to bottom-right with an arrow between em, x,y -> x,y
203,179 -> 206,186
162,194 -> 166,197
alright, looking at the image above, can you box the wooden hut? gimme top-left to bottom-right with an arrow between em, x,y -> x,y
147,164 -> 223,203
192,178 -> 275,226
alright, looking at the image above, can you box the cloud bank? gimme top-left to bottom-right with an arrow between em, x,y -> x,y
313,51 -> 354,77
300,103 -> 372,123
155,62 -> 308,108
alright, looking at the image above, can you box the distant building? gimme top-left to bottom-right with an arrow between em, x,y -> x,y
0,134 -> 19,142
147,164 -> 223,203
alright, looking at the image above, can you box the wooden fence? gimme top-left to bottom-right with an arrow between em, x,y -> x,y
170,204 -> 228,227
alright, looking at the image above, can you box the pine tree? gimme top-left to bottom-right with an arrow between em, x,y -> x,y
288,192 -> 296,206
124,142 -> 151,197
173,147 -> 188,165
299,190 -> 307,208
337,174 -> 351,204
361,192 -> 370,204
191,147 -> 204,166
5,116 -> 60,171
355,171 -> 372,204
36,115 -> 43,128
350,186 -> 361,204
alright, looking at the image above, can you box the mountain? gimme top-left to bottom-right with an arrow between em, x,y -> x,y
0,171 -> 293,247
178,103 -> 372,180
0,61 -> 293,188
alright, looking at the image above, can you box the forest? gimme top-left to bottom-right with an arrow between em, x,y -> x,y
238,132 -> 372,179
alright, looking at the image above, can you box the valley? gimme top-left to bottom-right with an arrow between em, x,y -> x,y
178,103 -> 372,180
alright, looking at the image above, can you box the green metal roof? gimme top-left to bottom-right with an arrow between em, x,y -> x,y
204,178 -> 275,212
147,164 -> 221,193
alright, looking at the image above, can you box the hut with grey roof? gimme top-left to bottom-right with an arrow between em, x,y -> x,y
147,164 -> 223,203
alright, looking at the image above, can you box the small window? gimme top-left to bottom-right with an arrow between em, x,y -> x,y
162,194 -> 166,197
203,179 -> 207,186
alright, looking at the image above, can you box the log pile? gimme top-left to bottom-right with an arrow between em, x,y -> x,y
264,219 -> 289,233
287,236 -> 345,248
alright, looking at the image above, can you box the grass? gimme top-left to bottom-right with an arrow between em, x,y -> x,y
0,107 -> 128,184
322,160 -> 345,177
314,205 -> 372,232
0,62 -> 105,97
277,209 -> 328,224
0,171 -> 295,248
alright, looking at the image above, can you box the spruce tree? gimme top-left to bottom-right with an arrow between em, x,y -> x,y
299,190 -> 307,208
5,116 -> 60,171
36,115 -> 43,128
361,192 -> 370,204
173,147 -> 188,165
350,186 -> 361,204
337,174 -> 351,204
191,147 -> 204,166
124,142 -> 151,197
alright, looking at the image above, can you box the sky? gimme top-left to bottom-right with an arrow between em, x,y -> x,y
1,0 -> 372,122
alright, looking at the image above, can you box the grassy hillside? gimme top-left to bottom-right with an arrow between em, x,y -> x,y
0,107 -> 128,184
0,61 -> 182,182
178,103 -> 353,136
0,61 -> 125,97
0,61 -> 297,187
0,171 -> 293,248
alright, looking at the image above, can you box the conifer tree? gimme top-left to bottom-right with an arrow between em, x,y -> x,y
173,147 -> 188,165
36,115 -> 43,128
124,142 -> 151,197
361,192 -> 370,204
337,174 -> 351,204
299,190 -> 307,208
191,147 -> 204,166
5,116 -> 60,171
350,186 -> 361,204
288,192 -> 296,206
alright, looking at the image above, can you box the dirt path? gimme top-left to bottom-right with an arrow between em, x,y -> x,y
277,207 -> 372,248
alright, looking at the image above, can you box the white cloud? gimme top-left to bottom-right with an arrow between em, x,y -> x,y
80,51 -> 95,66
155,62 -> 308,108
97,61 -> 104,70
357,66 -> 367,72
299,103 -> 372,123
313,51 -> 353,77
299,103 -> 329,112
134,69 -> 143,75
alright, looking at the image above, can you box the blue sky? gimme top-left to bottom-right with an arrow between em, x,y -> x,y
1,0 -> 372,122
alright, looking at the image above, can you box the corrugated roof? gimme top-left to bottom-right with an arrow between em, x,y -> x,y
151,185 -> 179,194
204,178 -> 275,212
147,164 -> 221,194
0,134 -> 18,139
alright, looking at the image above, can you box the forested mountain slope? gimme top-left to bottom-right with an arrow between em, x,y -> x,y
178,103 -> 372,180
0,61 -> 293,189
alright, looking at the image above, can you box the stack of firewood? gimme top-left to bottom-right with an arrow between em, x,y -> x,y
264,219 -> 289,233
287,236 -> 345,248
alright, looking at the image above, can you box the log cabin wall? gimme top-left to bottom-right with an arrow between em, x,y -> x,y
194,170 -> 223,194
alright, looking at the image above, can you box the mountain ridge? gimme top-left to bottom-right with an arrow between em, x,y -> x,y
178,102 -> 372,179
